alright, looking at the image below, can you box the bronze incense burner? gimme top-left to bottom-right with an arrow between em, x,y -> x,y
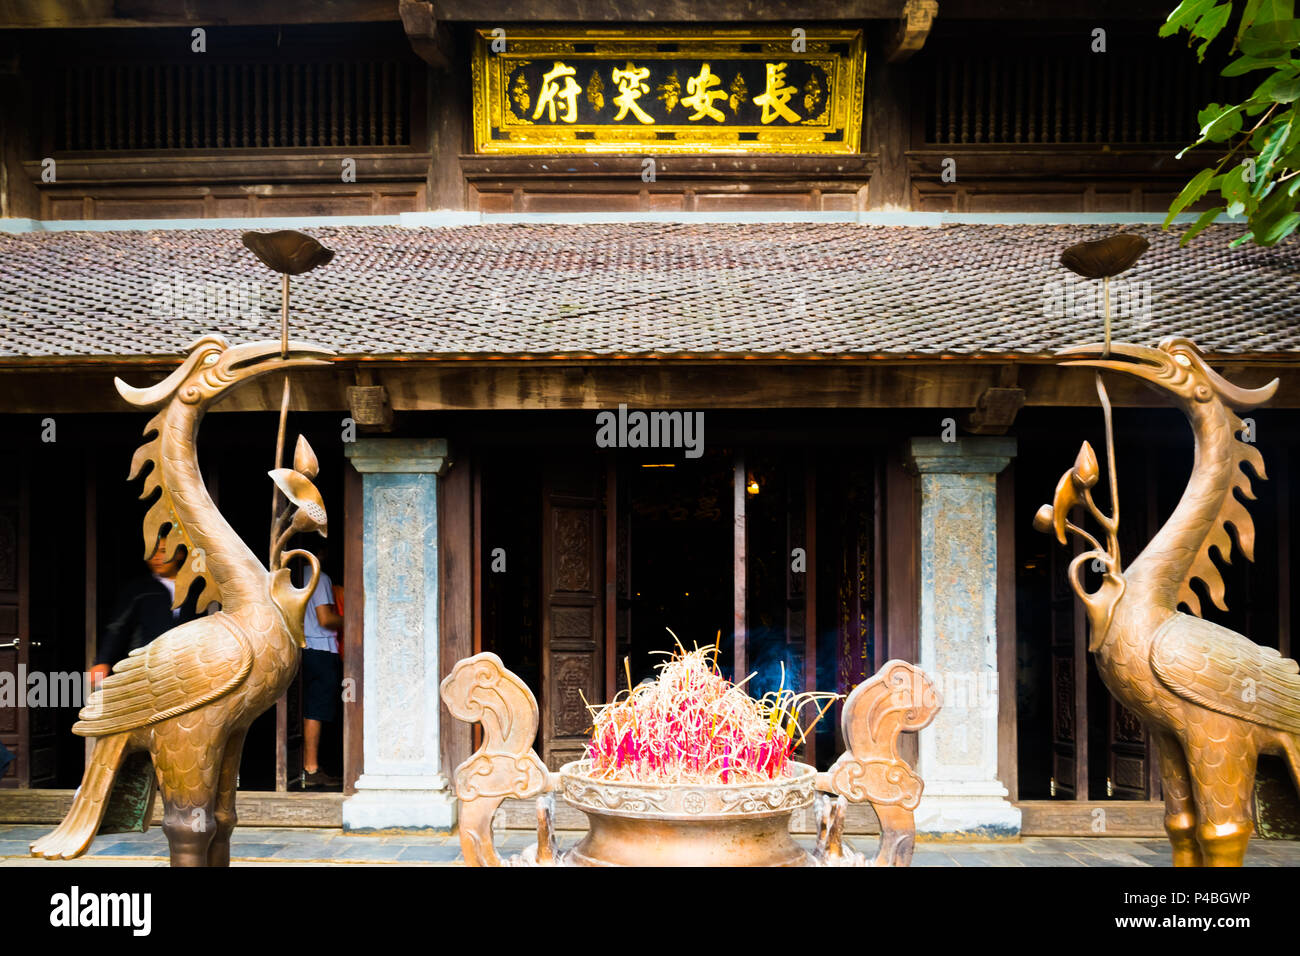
441,654 -> 941,867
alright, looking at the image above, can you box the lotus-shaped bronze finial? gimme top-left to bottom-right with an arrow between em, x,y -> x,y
242,230 -> 334,275
1060,233 -> 1149,279
269,468 -> 328,537
293,434 -> 320,481
1072,441 -> 1100,489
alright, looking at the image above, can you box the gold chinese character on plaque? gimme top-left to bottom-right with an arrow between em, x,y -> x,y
611,62 -> 654,124
682,63 -> 726,122
533,62 -> 582,123
753,62 -> 801,124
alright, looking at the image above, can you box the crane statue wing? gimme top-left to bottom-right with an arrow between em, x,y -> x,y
1151,614 -> 1300,735
73,612 -> 256,737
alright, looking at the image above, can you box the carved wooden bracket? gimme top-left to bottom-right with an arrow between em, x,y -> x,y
885,0 -> 938,63
399,0 -> 454,71
966,386 -> 1027,435
346,384 -> 393,431
815,659 -> 942,866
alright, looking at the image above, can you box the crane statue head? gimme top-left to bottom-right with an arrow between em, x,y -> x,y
114,335 -> 334,410
1058,337 -> 1278,413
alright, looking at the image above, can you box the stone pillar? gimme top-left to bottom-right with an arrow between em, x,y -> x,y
906,437 -> 1019,839
341,438 -> 455,831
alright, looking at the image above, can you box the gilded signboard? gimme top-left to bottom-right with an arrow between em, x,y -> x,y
471,28 -> 865,154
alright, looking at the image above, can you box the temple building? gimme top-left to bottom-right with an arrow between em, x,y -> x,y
1,1 -> 1297,841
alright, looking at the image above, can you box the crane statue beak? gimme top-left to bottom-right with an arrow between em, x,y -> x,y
1057,341 -> 1169,387
115,338 -> 335,408
221,339 -> 335,383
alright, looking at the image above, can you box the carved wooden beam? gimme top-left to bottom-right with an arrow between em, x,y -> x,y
399,0 -> 454,71
885,0 -> 938,63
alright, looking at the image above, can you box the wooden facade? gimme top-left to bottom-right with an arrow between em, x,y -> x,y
1,4 -> 1235,220
1,1 -> 1295,838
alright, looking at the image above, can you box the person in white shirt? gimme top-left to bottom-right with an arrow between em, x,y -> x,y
300,564 -> 343,789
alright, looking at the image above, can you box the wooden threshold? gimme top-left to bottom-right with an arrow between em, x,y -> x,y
0,789 -> 343,828
1017,799 -> 1164,837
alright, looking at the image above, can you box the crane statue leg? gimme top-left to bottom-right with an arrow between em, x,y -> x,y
1186,726 -> 1257,868
207,727 -> 248,867
1153,731 -> 1202,867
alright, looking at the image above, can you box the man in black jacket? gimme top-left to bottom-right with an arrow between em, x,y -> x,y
90,534 -> 200,688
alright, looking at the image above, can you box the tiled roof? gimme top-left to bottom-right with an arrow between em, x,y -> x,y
0,222 -> 1297,359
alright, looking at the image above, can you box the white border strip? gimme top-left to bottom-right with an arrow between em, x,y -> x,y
0,209 -> 1239,234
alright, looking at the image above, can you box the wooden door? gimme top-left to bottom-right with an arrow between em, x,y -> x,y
609,461 -> 631,699
1049,526 -> 1085,799
540,459 -> 605,771
0,454 -> 28,787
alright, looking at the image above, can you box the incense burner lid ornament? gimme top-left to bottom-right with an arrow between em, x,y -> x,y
441,650 -> 941,867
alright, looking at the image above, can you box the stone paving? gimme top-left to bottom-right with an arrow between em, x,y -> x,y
3,824 -> 1300,865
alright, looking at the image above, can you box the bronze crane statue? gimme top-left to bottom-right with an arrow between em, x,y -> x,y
31,334 -> 332,866
1035,335 -> 1291,866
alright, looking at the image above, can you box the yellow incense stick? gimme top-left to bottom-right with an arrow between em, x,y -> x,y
794,697 -> 838,749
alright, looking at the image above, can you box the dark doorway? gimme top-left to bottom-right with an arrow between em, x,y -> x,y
624,450 -> 733,685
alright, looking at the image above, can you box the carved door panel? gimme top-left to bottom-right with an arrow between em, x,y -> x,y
541,459 -> 605,771
1107,700 -> 1150,799
1049,533 -> 1081,799
0,454 -> 28,787
611,461 -> 631,699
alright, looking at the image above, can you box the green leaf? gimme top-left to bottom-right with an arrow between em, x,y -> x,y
1180,205 -> 1226,245
1255,71 -> 1300,102
1249,181 -> 1300,243
1255,210 -> 1300,243
1165,167 -> 1219,226
1222,163 -> 1257,215
1239,18 -> 1300,57
1222,53 -> 1291,75
1256,118 -> 1294,180
1161,0 -> 1220,37
1235,0 -> 1268,48
1194,3 -> 1235,39
1204,104 -> 1246,140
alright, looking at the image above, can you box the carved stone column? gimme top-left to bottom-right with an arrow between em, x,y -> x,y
905,437 -> 1020,839
342,438 -> 455,830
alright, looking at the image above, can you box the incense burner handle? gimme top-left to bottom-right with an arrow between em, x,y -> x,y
440,652 -> 553,867
814,659 -> 942,867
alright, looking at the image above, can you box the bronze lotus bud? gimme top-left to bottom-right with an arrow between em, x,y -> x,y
241,230 -> 335,275
293,434 -> 320,480
1050,469 -> 1081,545
1072,441 -> 1100,489
1033,504 -> 1055,535
1059,233 -> 1149,279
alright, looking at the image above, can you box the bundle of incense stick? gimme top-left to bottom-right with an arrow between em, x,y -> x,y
583,637 -> 839,785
